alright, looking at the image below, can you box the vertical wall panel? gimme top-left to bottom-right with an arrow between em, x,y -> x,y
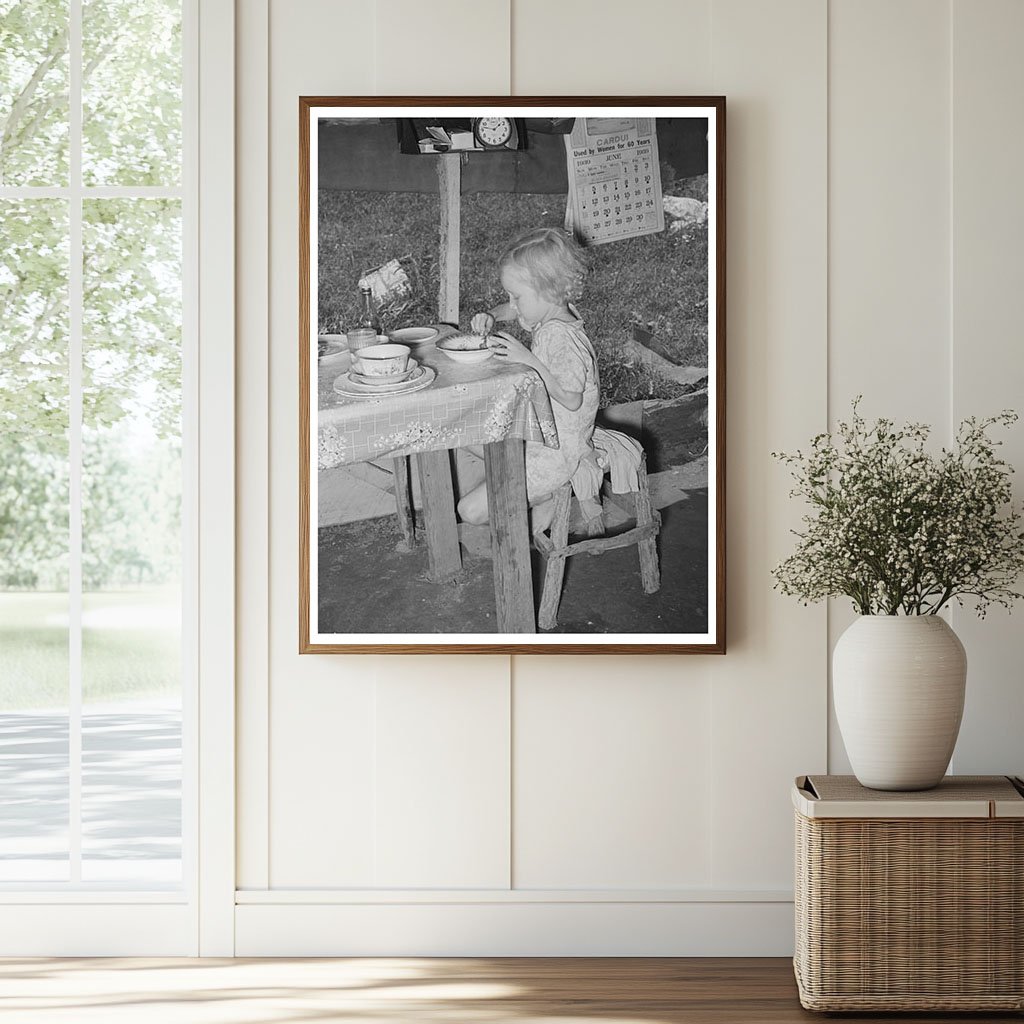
375,660 -> 510,888
265,0 -> 514,891
367,0 -> 514,891
827,0 -> 951,773
949,0 -> 1024,777
236,0 -> 270,893
270,668 -> 378,887
510,1 -> 720,895
267,0 -> 378,887
512,0 -> 712,94
514,658 -> 713,889
829,0 -> 950,424
376,0 -> 510,94
707,0 -> 828,889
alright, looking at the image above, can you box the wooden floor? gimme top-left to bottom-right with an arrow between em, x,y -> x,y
0,957 -> 1019,1023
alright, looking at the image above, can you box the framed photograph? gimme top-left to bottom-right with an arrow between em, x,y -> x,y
300,97 -> 725,654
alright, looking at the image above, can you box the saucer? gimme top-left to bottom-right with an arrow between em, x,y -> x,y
333,364 -> 436,399
348,363 -> 425,391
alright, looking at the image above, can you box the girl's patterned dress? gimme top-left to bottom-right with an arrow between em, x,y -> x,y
525,313 -> 601,502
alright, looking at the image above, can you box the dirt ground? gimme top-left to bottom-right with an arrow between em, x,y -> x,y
318,490 -> 708,635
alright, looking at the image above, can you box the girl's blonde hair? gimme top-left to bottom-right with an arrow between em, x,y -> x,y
499,227 -> 588,304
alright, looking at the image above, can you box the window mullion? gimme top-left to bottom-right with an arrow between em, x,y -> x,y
68,0 -> 83,885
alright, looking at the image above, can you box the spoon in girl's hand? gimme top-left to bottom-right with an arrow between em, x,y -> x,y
471,312 -> 495,347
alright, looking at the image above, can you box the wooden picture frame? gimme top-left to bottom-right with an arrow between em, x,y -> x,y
300,97 -> 725,653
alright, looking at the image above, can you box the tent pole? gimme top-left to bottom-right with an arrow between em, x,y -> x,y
437,153 -> 461,324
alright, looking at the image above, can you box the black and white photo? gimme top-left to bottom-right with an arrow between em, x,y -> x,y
300,99 -> 725,653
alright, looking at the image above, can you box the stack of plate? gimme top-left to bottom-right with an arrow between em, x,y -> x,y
333,360 -> 436,399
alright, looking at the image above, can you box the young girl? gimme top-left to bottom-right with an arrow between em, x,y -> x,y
457,227 -> 601,534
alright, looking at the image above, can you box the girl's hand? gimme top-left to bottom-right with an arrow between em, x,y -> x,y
471,312 -> 495,337
488,331 -> 535,367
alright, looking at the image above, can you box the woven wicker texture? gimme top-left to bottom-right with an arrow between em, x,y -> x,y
806,773 -> 1023,803
795,801 -> 1024,1011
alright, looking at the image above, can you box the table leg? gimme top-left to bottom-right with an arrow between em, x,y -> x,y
415,450 -> 462,582
484,438 -> 536,634
391,456 -> 416,550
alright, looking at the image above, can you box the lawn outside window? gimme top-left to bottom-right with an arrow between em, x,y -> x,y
0,0 -> 196,891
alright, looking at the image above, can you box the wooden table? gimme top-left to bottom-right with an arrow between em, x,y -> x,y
317,334 -> 559,633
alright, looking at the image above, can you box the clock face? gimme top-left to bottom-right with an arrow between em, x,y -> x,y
475,116 -> 513,148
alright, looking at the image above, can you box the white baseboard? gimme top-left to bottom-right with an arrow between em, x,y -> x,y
235,897 -> 795,957
0,904 -> 195,956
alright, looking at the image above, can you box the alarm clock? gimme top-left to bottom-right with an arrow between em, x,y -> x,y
472,116 -> 516,150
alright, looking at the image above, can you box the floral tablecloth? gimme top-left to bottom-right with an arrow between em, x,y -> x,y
317,340 -> 559,470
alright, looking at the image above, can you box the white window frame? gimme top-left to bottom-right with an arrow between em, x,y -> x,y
0,0 -> 234,956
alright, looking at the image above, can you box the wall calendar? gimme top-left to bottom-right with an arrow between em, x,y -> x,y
564,117 -> 665,246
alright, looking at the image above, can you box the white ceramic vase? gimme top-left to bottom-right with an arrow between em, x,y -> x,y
833,615 -> 967,791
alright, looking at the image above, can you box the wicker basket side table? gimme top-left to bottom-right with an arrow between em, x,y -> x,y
793,774 -> 1024,1012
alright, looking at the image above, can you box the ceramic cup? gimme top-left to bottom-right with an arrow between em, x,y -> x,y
351,343 -> 411,377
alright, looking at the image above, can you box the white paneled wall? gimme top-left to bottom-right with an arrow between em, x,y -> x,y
513,658 -> 714,889
264,0 -> 375,891
827,0 -> 1024,779
377,0 -> 510,95
270,665 -> 378,886
826,0 -> 953,773
829,0 -> 951,426
948,0 -> 1024,776
706,0 -> 828,890
236,0 -> 271,895
373,660 -> 511,889
511,0 -> 712,94
234,0 -> 1024,954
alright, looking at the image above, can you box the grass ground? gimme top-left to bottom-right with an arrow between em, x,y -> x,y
0,589 -> 180,710
317,174 -> 709,407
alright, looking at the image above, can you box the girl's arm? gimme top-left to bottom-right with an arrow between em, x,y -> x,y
488,302 -> 515,322
488,332 -> 584,412
530,357 -> 584,412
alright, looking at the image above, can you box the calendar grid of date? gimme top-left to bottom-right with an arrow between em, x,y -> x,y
565,118 -> 666,246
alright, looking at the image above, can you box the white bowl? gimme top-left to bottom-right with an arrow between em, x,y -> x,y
437,336 -> 494,364
388,326 -> 438,347
351,343 -> 411,377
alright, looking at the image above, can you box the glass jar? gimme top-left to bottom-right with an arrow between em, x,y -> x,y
346,327 -> 378,353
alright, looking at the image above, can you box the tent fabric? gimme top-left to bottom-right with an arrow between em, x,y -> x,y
318,121 -> 571,194
393,117 -> 576,154
317,118 -> 709,195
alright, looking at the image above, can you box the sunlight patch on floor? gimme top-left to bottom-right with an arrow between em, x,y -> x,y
0,958 -> 682,1024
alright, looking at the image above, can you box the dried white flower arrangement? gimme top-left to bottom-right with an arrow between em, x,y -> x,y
773,401 -> 1024,616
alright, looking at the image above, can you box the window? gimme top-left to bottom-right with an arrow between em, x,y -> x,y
0,0 -> 192,890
